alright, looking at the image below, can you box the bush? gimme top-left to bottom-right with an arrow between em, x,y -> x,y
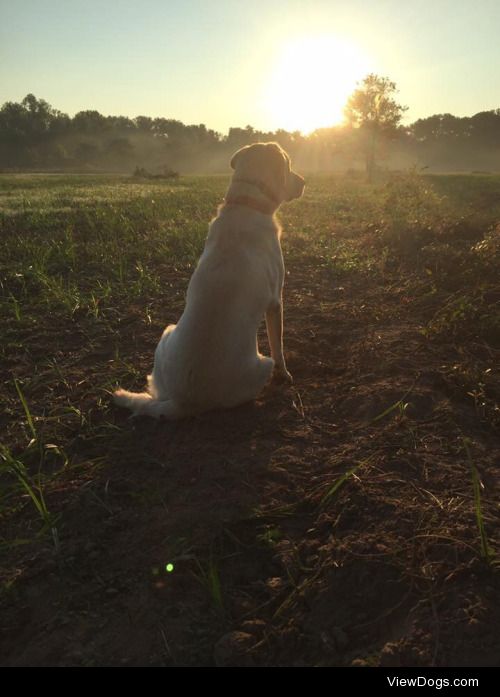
380,170 -> 445,253
132,165 -> 179,180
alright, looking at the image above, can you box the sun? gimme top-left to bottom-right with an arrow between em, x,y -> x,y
263,34 -> 372,134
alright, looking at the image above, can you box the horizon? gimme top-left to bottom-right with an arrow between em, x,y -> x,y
3,90 -> 500,138
1,0 -> 500,135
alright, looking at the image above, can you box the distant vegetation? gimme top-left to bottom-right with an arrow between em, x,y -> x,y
1,92 -> 500,174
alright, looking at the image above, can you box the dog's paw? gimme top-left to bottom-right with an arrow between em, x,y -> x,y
273,365 -> 293,384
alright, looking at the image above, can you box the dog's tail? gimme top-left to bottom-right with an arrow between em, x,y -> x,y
113,388 -> 183,419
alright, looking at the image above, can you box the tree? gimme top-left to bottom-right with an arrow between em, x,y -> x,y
72,110 -> 107,133
135,116 -> 154,132
104,137 -> 134,167
345,74 -> 408,180
469,110 -> 500,148
74,141 -> 100,166
410,113 -> 470,142
0,94 -> 67,167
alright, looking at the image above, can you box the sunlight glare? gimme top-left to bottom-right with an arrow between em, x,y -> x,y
263,35 -> 372,134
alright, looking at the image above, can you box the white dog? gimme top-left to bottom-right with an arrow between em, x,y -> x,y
114,142 -> 304,418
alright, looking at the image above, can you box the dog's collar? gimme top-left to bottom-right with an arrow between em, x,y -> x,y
231,177 -> 280,204
224,195 -> 275,215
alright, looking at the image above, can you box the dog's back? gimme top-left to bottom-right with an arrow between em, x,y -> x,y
151,207 -> 283,411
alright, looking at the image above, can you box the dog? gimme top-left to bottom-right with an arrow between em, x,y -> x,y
113,142 -> 305,418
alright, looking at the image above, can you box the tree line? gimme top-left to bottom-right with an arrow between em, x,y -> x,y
1,86 -> 500,174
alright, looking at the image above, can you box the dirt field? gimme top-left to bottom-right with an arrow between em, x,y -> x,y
1,173 -> 499,666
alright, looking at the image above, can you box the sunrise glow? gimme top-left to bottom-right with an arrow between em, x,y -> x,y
263,34 -> 373,134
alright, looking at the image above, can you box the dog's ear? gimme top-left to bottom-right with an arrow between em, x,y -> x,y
265,142 -> 289,193
230,145 -> 250,170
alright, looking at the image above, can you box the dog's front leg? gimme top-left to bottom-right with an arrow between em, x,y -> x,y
265,299 -> 293,383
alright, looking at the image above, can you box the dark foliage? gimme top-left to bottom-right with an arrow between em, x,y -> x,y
1,94 -> 500,174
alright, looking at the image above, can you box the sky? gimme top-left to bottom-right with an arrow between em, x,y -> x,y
1,0 -> 499,134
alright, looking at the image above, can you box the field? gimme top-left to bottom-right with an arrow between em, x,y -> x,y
1,171 -> 499,667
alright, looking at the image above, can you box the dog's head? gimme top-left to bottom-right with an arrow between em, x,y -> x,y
230,142 -> 305,205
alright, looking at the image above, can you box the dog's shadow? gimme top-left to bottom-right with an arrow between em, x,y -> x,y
108,383 -> 299,540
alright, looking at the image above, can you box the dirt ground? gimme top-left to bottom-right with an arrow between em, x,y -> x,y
1,241 -> 499,667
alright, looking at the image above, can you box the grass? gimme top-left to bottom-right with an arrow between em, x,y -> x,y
463,437 -> 495,565
0,175 -> 221,327
371,383 -> 416,423
2,379 -> 62,550
0,445 -> 60,551
1,172 -> 499,531
0,170 -> 499,665
14,378 -> 37,440
319,457 -> 373,509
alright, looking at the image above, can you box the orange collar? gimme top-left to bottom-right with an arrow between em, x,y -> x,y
224,195 -> 276,215
231,177 -> 280,204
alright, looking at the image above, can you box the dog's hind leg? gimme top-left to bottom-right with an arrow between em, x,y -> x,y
148,323 -> 176,399
113,389 -> 186,419
114,324 -> 180,417
254,355 -> 275,394
225,355 -> 274,408
146,398 -> 187,419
